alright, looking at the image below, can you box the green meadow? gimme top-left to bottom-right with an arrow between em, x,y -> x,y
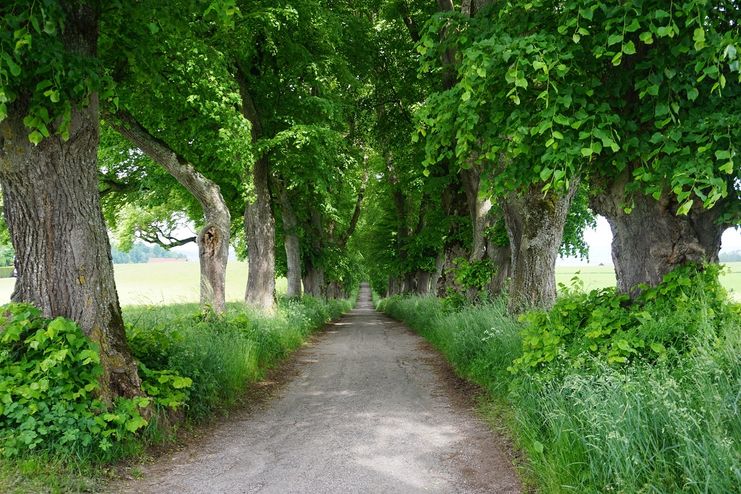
556,262 -> 741,300
1,261 -> 737,306
0,261 -> 288,306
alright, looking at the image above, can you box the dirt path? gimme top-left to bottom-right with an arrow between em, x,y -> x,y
114,284 -> 521,493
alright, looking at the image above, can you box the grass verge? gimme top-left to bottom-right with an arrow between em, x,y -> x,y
378,280 -> 740,493
0,295 -> 353,493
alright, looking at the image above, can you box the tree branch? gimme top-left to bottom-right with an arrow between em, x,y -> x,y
339,170 -> 369,247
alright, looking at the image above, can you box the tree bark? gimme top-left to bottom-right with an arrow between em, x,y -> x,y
414,270 -> 432,295
239,81 -> 276,311
591,171 -> 728,296
244,156 -> 276,311
278,185 -> 302,299
109,111 -> 231,314
302,259 -> 325,298
461,166 -> 492,262
0,5 -> 142,404
503,181 -> 578,313
486,242 -> 511,296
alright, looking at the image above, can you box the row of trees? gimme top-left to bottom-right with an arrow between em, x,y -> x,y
0,0 -> 372,403
358,0 -> 739,313
0,0 -> 738,403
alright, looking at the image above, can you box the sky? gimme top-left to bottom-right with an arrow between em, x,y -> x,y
170,215 -> 741,266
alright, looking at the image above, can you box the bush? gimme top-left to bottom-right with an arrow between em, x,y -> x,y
512,264 -> 736,374
0,304 -> 151,459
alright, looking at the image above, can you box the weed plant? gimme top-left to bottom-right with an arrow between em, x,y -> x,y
378,265 -> 740,493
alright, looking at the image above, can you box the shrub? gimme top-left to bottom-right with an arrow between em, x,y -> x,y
512,263 -> 736,374
0,304 -> 151,459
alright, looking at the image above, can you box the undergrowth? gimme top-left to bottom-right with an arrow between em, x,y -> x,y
379,264 -> 740,493
0,294 -> 352,492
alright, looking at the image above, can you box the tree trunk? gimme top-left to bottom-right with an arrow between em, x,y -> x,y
0,6 -> 142,404
0,104 -> 143,403
109,111 -> 231,314
302,260 -> 325,298
487,242 -> 512,296
430,252 -> 446,292
278,185 -> 302,298
435,243 -> 467,297
461,166 -> 493,262
591,172 -> 727,296
503,181 -> 578,313
414,270 -> 432,295
326,281 -> 343,299
245,156 -> 276,311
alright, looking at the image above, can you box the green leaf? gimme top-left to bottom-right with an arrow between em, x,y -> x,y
686,87 -> 699,101
625,19 -> 640,33
572,33 -> 581,44
608,34 -> 624,46
581,147 -> 593,157
28,130 -> 43,145
2,53 -> 21,77
639,31 -> 654,45
715,150 -> 731,160
533,441 -> 544,454
677,200 -> 692,215
650,342 -> 666,354
540,168 -> 553,181
622,41 -> 636,55
171,376 -> 192,389
125,415 -> 148,433
693,28 -> 705,50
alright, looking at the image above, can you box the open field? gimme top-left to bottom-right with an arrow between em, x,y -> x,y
0,261 -> 287,307
557,262 -> 741,300
1,261 -> 738,306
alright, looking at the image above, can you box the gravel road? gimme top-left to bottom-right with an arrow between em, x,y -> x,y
114,284 -> 521,493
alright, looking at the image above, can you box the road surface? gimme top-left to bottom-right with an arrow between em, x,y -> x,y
115,283 -> 521,493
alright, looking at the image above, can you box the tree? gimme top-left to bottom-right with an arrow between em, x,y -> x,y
0,1 -> 142,402
420,1 -> 739,304
99,4 -> 250,314
108,112 -> 232,314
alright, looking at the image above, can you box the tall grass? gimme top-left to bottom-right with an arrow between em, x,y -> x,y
125,296 -> 353,421
378,295 -> 741,493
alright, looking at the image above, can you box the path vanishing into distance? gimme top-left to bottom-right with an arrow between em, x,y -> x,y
115,284 -> 521,494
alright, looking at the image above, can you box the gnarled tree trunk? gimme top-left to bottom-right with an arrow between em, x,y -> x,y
110,111 -> 231,314
278,184 -> 302,299
503,181 -> 578,313
0,5 -> 142,404
592,171 -> 727,296
461,166 -> 492,263
245,156 -> 276,311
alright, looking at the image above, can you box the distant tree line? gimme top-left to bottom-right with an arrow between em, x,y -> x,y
720,251 -> 741,262
111,243 -> 186,264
